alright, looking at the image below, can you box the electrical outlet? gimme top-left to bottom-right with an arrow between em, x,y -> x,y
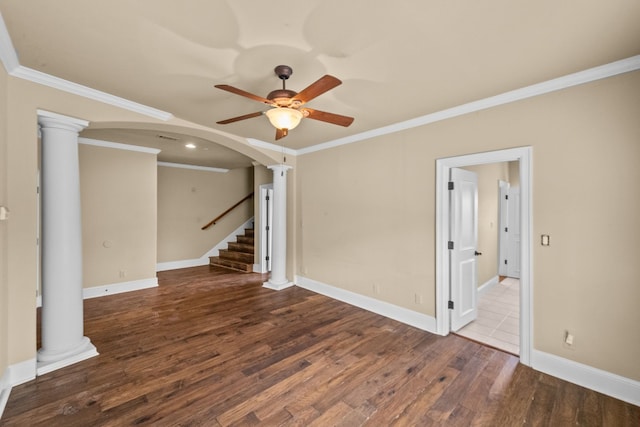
414,293 -> 423,304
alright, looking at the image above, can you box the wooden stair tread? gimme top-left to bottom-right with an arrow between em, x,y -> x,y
210,228 -> 254,273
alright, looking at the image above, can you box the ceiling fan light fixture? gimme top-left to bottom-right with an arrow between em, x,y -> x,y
265,107 -> 303,130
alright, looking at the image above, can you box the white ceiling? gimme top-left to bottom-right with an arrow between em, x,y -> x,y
2,1 -> 639,168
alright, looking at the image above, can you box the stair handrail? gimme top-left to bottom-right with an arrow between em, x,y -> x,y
201,192 -> 254,230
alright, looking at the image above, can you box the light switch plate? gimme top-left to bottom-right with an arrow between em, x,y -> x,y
541,234 -> 550,246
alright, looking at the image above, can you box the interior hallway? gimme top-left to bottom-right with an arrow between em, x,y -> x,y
456,278 -> 520,355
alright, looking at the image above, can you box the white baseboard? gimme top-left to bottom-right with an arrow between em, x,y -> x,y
532,350 -> 640,406
0,358 -> 37,419
0,368 -> 10,419
478,275 -> 499,296
157,218 -> 254,272
83,277 -> 158,299
8,358 -> 36,387
156,257 -> 210,272
295,275 -> 438,334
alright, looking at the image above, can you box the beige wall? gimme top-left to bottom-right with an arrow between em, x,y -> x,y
0,64 -> 8,376
157,166 -> 253,263
508,160 -> 520,187
463,163 -> 509,287
297,70 -> 640,381
79,144 -> 157,287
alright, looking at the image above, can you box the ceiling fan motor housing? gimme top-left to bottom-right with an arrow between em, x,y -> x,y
274,65 -> 293,80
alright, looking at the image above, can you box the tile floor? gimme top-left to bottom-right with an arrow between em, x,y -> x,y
456,277 -> 520,355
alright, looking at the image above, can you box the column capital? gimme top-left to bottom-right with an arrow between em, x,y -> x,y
38,110 -> 89,133
268,164 -> 293,174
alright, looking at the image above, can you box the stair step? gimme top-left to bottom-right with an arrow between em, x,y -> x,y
228,242 -> 254,254
244,228 -> 254,237
236,235 -> 254,245
209,256 -> 253,273
219,249 -> 254,263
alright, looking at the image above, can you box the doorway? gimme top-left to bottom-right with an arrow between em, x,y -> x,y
258,184 -> 273,274
435,147 -> 532,366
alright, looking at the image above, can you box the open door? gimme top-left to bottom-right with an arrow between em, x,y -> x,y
259,184 -> 274,273
450,168 -> 479,331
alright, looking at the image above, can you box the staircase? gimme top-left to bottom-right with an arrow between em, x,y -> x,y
209,229 -> 254,273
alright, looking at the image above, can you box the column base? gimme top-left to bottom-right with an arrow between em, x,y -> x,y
263,279 -> 294,291
37,336 -> 99,376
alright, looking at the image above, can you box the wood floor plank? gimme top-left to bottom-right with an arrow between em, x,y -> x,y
2,266 -> 639,426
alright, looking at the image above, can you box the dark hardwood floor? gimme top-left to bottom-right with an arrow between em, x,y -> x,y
3,266 -> 639,426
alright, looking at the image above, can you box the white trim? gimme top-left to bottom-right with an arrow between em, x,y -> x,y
82,277 -> 158,300
157,218 -> 254,272
298,55 -> 640,156
0,10 -> 19,73
8,358 -> 36,387
14,66 -> 172,121
157,161 -> 229,173
247,138 -> 297,156
37,109 -> 89,128
263,280 -> 294,291
36,343 -> 98,376
478,275 -> 499,296
532,350 -> 640,407
79,137 -> 161,155
295,275 -> 438,334
156,258 -> 210,272
0,368 -> 11,419
436,147 -> 532,366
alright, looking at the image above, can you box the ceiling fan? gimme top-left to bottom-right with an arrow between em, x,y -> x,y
215,65 -> 354,140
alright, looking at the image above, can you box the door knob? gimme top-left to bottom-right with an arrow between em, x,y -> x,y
474,251 -> 482,256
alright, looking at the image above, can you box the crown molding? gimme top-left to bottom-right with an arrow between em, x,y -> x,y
79,137 -> 161,155
0,11 -> 19,73
298,54 -> 640,156
12,66 -> 173,121
247,138 -> 297,156
157,161 -> 229,173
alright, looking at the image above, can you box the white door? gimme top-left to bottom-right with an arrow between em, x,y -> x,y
507,187 -> 521,278
498,181 -> 510,277
450,168 -> 479,331
259,185 -> 274,273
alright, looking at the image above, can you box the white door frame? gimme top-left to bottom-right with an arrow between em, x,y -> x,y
435,147 -> 532,366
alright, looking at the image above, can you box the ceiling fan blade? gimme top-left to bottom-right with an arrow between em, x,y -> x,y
275,128 -> 288,140
303,108 -> 354,127
293,75 -> 342,104
216,111 -> 263,125
215,84 -> 274,106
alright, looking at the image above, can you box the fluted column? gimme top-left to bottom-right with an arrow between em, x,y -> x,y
37,111 -> 97,375
263,164 -> 293,290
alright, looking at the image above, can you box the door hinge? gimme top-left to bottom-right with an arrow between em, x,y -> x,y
448,241 -> 454,250
505,227 -> 508,232
448,181 -> 454,190
265,225 -> 270,231
505,194 -> 509,200
504,259 -> 508,265
448,300 -> 454,309
265,195 -> 270,201
265,256 -> 270,261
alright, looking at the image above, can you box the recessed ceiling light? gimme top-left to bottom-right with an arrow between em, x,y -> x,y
185,143 -> 196,149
